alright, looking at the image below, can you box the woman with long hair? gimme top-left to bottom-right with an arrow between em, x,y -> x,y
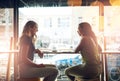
65,22 -> 102,81
18,20 -> 58,81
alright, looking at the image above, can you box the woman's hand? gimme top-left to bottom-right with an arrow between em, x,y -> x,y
37,64 -> 56,68
35,49 -> 44,58
37,63 -> 45,68
44,64 -> 56,67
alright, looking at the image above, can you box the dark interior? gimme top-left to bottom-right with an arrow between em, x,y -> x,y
0,0 -> 111,8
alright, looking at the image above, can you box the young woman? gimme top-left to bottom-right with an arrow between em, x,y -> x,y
65,22 -> 102,81
18,20 -> 58,81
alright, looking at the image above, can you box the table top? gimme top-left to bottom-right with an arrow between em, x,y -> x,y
0,50 -> 120,54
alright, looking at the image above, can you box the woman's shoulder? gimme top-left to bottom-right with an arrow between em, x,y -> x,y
82,36 -> 90,41
20,35 -> 31,44
21,35 -> 31,40
81,36 -> 94,45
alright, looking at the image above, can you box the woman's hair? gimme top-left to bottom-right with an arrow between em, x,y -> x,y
78,22 -> 97,44
20,20 -> 37,44
22,20 -> 37,35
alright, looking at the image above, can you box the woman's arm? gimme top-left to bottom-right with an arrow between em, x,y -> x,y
35,49 -> 44,58
75,37 -> 85,53
21,44 -> 45,67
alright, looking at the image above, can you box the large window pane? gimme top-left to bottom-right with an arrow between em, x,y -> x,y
19,6 -> 99,80
19,7 -> 99,52
0,8 -> 13,81
104,6 -> 120,51
104,6 -> 120,81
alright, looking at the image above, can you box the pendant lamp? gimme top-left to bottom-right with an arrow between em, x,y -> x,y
67,0 -> 82,6
110,0 -> 120,6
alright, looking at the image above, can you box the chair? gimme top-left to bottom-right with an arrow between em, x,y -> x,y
75,75 -> 100,81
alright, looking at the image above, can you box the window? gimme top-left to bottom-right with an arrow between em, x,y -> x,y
19,6 -> 120,81
19,7 -> 99,80
19,7 -> 99,52
0,8 -> 14,80
58,17 -> 70,28
104,6 -> 120,51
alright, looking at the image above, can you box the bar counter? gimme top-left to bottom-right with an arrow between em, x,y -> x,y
0,50 -> 120,81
